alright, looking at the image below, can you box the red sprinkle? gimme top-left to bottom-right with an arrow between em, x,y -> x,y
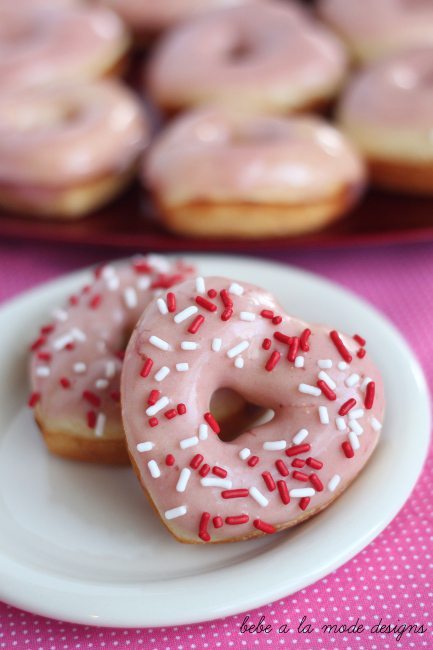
265,350 -> 281,371
275,459 -> 289,476
262,338 -> 272,350
190,454 -> 203,469
204,412 -> 220,433
87,411 -> 96,428
133,260 -> 152,274
342,441 -> 354,458
196,296 -> 217,312
110,391 -> 121,403
272,316 -> 282,325
221,307 -> 233,321
141,358 -> 153,378
277,480 -> 290,505
225,515 -> 249,525
274,331 -> 291,345
69,295 -> 79,306
207,289 -> 217,299
65,342 -> 75,351
213,516 -> 223,528
148,389 -> 161,405
188,315 -> 205,334
149,417 -> 159,427
40,324 -> 54,335
166,292 -> 176,313
177,403 -> 187,415
212,466 -> 228,478
330,330 -> 353,363
300,328 -> 311,352
115,350 -> 124,361
286,443 -> 311,457
164,409 -> 177,420
82,390 -> 101,408
221,489 -> 249,499
365,381 -> 375,409
199,512 -> 211,542
292,470 -> 309,482
199,463 -> 210,477
165,454 -> 175,466
291,459 -> 306,468
309,473 -> 324,492
354,334 -> 366,346
220,289 -> 233,308
306,457 -> 323,470
317,379 -> 337,401
30,336 -> 46,351
59,377 -> 70,389
248,455 -> 259,467
262,471 -> 276,491
299,497 -> 310,511
339,398 -> 356,416
151,273 -> 184,289
37,351 -> 52,361
260,309 -> 274,319
253,519 -> 276,534
89,294 -> 102,309
28,392 -> 40,408
287,337 -> 299,362
357,348 -> 367,359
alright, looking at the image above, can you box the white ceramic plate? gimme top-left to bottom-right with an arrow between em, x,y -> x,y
0,255 -> 430,628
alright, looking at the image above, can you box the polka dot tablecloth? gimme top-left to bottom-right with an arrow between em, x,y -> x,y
0,240 -> 432,650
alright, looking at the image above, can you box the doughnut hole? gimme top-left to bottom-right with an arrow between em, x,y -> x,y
210,387 -> 275,443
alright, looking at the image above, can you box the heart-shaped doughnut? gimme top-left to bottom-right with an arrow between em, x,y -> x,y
121,276 -> 384,543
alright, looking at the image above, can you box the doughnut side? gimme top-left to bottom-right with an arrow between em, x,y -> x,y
367,157 -> 433,196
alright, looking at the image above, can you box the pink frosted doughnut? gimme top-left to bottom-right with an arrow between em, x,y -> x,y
0,5 -> 130,91
318,0 -> 433,63
122,276 -> 384,543
28,256 -> 195,464
147,2 -> 347,115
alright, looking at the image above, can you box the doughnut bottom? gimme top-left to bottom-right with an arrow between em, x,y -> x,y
367,157 -> 433,196
153,185 -> 362,238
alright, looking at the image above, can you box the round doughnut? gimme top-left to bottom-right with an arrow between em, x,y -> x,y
28,256 -> 196,465
121,276 -> 385,543
338,48 -> 433,195
317,0 -> 433,64
0,81 -> 148,218
0,5 -> 130,91
146,2 -> 347,115
144,108 -> 366,238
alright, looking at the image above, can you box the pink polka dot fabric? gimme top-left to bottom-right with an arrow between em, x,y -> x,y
0,240 -> 432,650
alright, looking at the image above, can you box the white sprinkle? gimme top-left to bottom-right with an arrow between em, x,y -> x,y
336,416 -> 347,432
298,383 -> 321,397
250,486 -> 269,507
199,424 -> 208,440
71,328 -> 86,342
349,431 -> 360,451
328,474 -> 341,492
53,333 -> 74,350
146,396 -> 169,416
318,371 -> 336,390
174,306 -> 198,324
180,436 -> 199,449
176,362 -> 189,372
176,468 -> 191,493
107,276 -> 119,291
146,254 -> 170,273
95,413 -> 106,437
212,337 -> 222,352
362,376 -> 373,390
147,459 -> 161,478
227,340 -> 250,358
349,408 -> 364,420
338,361 -> 348,370
101,264 -> 116,279
349,419 -> 364,435
292,428 -> 309,444
149,335 -> 170,351
36,366 -> 50,377
240,311 -> 255,322
136,441 -> 154,452
105,361 -> 115,378
370,417 -> 382,432
52,308 -> 68,322
157,298 -> 168,315
95,379 -> 109,390
290,488 -> 315,498
181,341 -> 198,350
295,356 -> 305,368
165,505 -> 187,520
346,373 -> 360,387
73,362 -> 87,374
319,406 -> 330,424
263,440 -> 286,451
318,359 -> 333,369
137,276 -> 151,291
229,282 -> 244,296
195,276 -> 206,294
234,357 -> 244,369
239,448 -> 251,460
200,477 -> 232,489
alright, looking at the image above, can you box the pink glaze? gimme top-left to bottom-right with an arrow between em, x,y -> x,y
0,81 -> 147,186
144,108 -> 365,205
29,256 -> 195,440
121,276 -> 384,543
0,5 -> 130,90
318,0 -> 433,61
147,2 -> 347,113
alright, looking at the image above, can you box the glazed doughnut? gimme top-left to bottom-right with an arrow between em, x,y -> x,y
317,0 -> 433,64
338,48 -> 433,196
0,5 -> 130,91
121,276 -> 385,543
147,2 -> 347,115
28,256 -> 196,465
144,108 -> 366,238
0,81 -> 147,218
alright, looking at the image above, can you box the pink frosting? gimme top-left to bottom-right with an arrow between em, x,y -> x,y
121,276 -> 384,543
147,2 -> 347,112
339,48 -> 433,130
0,81 -> 147,186
144,108 -> 365,205
29,256 -> 195,440
0,6 -> 129,90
